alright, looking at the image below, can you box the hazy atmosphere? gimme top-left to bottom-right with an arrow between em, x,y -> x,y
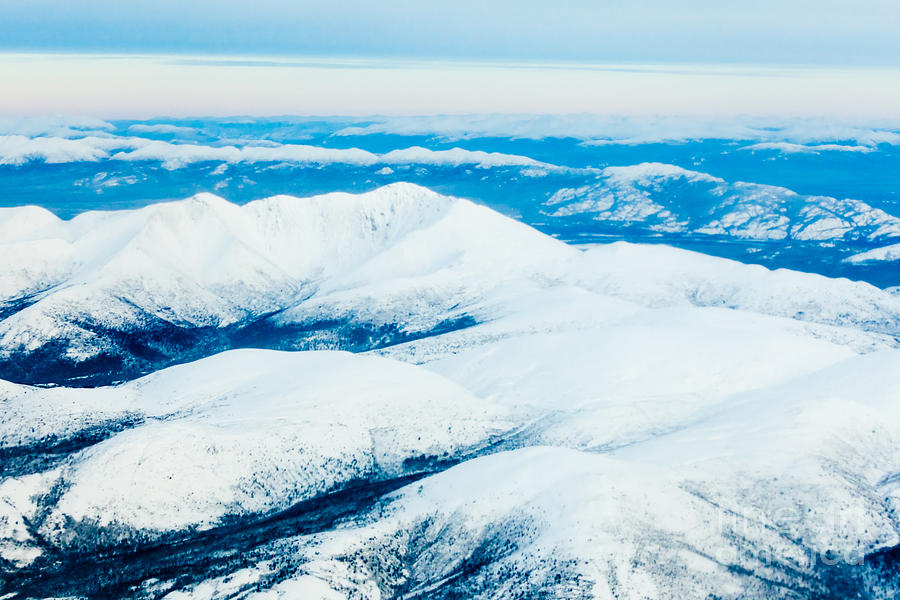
1,0 -> 899,117
2,0 -> 899,64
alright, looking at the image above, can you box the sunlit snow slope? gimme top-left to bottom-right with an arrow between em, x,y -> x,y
1,183 -> 899,385
2,184 -> 900,599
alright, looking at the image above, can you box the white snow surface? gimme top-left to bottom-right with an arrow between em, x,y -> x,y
1,183 -> 899,367
4,350 -> 509,548
3,184 -> 900,597
546,162 -> 900,242
845,242 -> 900,264
159,352 -> 900,599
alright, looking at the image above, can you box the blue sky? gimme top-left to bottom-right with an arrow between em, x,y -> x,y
1,0 -> 899,65
1,1 -> 898,117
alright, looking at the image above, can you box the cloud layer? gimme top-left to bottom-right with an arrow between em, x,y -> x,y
335,115 -> 900,146
0,134 -> 562,170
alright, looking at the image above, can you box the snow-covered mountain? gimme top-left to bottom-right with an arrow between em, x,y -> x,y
846,242 -> 900,264
2,183 -> 899,385
4,115 -> 900,290
3,184 -> 900,598
1,351 -> 509,557
546,163 -> 900,242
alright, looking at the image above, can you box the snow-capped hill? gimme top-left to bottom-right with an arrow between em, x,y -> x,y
142,351 -> 900,600
1,184 -> 899,386
0,183 -> 461,299
574,242 -> 900,337
604,161 -> 724,185
0,184 -> 572,384
5,337 -> 900,597
0,205 -> 63,242
1,349 -> 510,557
546,162 -> 900,242
845,242 -> 900,264
0,134 -> 563,170
4,192 -> 900,596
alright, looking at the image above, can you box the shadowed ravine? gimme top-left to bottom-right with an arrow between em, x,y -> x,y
6,478 -> 900,600
0,313 -> 478,388
2,473 -> 432,599
4,405 -> 900,600
0,422 -> 522,599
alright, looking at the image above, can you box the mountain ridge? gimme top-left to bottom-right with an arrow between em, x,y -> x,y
1,183 -> 899,386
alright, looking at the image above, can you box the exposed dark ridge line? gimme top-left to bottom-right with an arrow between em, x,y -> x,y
231,314 -> 478,354
875,471 -> 900,489
244,433 -> 576,600
383,514 -> 588,600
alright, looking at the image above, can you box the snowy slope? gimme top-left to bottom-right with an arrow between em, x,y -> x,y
1,303 -> 861,562
1,184 -> 899,386
4,329 -> 897,597
149,352 -> 900,600
4,185 -> 900,598
1,349 -> 509,562
845,242 -> 900,264
0,184 -> 493,382
546,163 -> 900,242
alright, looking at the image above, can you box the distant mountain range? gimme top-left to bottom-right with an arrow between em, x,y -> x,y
3,117 -> 900,291
546,162 -> 900,242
